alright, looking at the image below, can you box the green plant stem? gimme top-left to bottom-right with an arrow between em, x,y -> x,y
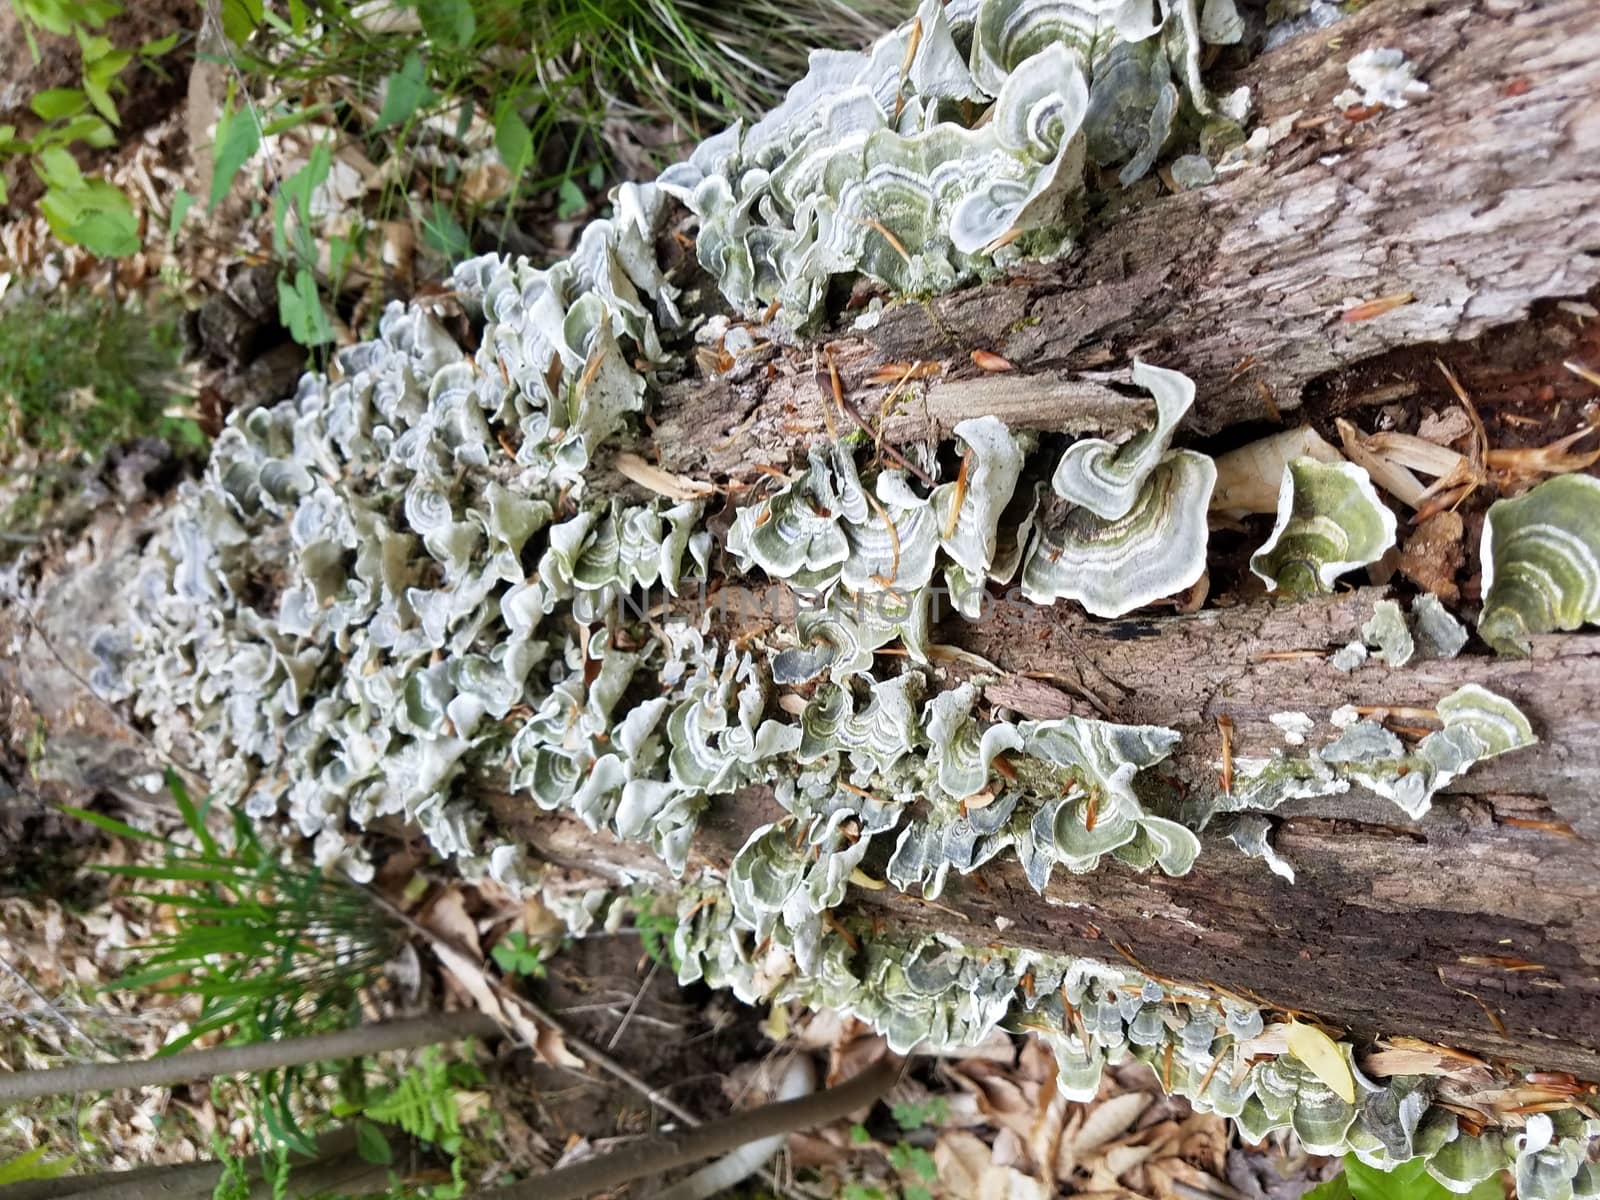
478,1057 -> 902,1200
0,1012 -> 499,1103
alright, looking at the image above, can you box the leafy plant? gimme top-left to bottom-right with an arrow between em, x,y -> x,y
490,932 -> 549,979
1306,1155 -> 1505,1200
331,1048 -> 487,1200
891,1097 -> 949,1131
67,771 -> 397,1154
631,893 -> 680,972
887,1142 -> 936,1200
0,0 -> 176,247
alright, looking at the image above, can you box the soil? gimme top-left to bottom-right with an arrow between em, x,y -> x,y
501,934 -> 769,1160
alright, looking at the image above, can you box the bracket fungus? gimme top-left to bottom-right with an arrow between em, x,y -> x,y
1023,450 -> 1216,617
1250,457 -> 1398,597
1050,360 -> 1195,519
1478,474 -> 1600,656
660,0 -> 1237,326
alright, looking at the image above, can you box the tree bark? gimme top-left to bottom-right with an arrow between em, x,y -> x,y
7,0 -> 1600,1096
495,582 -> 1600,1078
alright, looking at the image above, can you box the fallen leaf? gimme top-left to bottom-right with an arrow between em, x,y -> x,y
1285,1020 -> 1355,1103
612,451 -> 719,501
972,349 -> 1015,372
1074,1091 -> 1153,1155
422,887 -> 481,957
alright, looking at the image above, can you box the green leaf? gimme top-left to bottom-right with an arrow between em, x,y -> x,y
168,771 -> 218,857
1324,1156 -> 1504,1200
274,140 -> 330,262
39,113 -> 115,148
848,1123 -> 871,1146
0,1146 -> 76,1185
415,0 -> 476,48
31,88 -> 88,120
1305,1175 -> 1354,1200
891,1097 -> 949,1131
375,52 -> 432,131
209,91 -> 260,213
493,102 -> 533,177
490,932 -> 547,978
355,1120 -> 394,1165
83,78 -> 119,126
44,181 -> 139,257
140,31 -> 180,57
277,267 -> 333,347
556,177 -> 585,220
219,0 -> 264,44
168,187 -> 195,240
906,1187 -> 934,1200
887,1143 -> 936,1181
63,805 -> 161,843
82,47 -> 131,125
421,201 -> 469,259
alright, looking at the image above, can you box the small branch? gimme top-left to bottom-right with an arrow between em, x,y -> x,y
0,1127 -> 398,1200
480,1057 -> 901,1200
0,1012 -> 499,1104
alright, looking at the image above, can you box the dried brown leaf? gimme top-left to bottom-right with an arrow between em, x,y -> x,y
612,450 -> 718,500
1074,1092 -> 1154,1155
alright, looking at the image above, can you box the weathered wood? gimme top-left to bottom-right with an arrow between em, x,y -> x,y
498,586 -> 1600,1078
648,0 -> 1600,478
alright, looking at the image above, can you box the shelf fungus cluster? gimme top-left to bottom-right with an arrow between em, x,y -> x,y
84,0 -> 1600,1189
672,890 -> 1600,1200
659,0 -> 1244,325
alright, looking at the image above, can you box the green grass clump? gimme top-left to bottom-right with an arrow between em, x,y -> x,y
220,0 -> 906,274
0,289 -> 197,460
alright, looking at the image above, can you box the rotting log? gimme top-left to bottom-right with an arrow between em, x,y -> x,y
646,0 -> 1600,475
496,584 -> 1600,1080
6,0 -> 1600,1092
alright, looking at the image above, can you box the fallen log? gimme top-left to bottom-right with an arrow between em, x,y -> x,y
7,0 -> 1600,1094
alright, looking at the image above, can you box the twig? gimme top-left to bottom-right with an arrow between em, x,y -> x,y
823,349 -> 937,488
0,1012 -> 499,1103
479,1056 -> 901,1200
607,957 -> 660,1050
